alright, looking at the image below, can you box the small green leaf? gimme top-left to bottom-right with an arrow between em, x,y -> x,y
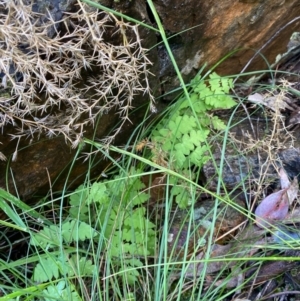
193,80 -> 207,93
189,129 -> 209,142
211,116 -> 226,130
128,207 -> 146,228
89,182 -> 109,204
204,94 -> 219,107
209,72 -> 221,93
132,191 -> 149,205
174,188 -> 191,208
174,148 -> 186,168
190,145 -> 209,166
221,76 -> 233,93
43,281 -> 81,301
175,142 -> 191,156
179,98 -> 189,110
161,139 -> 173,152
158,128 -> 170,138
61,220 -> 97,243
193,98 -> 208,113
119,264 -> 140,284
43,281 -> 65,301
169,115 -> 197,137
68,255 -> 96,276
30,224 -> 60,248
70,185 -> 88,206
33,257 -> 59,282
190,74 -> 202,86
182,133 -> 196,150
219,95 -> 237,108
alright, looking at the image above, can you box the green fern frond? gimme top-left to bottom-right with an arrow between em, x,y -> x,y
150,72 -> 236,207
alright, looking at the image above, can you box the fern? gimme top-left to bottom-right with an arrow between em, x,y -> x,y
150,72 -> 236,207
42,281 -> 81,301
30,168 -> 156,288
70,173 -> 156,283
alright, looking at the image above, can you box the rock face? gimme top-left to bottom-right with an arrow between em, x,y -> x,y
0,0 -> 300,198
153,0 -> 300,100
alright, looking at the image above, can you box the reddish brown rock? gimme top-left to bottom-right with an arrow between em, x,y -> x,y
153,0 -> 300,99
1,0 -> 300,198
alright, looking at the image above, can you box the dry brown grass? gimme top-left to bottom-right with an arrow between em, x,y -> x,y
0,0 -> 155,150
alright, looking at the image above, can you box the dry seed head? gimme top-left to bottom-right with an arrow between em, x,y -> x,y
0,0 -> 155,150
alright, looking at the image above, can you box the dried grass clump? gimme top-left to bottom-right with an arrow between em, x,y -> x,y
0,0 -> 155,148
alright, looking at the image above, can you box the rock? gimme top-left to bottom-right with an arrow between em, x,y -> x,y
166,192 -> 246,256
1,0 -> 300,198
153,0 -> 300,100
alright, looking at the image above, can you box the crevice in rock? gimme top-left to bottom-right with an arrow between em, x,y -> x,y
145,1 -> 156,25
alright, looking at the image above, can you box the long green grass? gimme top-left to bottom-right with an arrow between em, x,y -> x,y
1,1 -> 300,301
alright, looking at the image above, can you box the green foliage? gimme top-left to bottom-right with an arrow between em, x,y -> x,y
69,175 -> 156,275
69,174 -> 156,262
31,220 -> 97,249
151,72 -> 236,207
3,71 -> 236,300
42,281 -> 81,301
30,168 -> 156,291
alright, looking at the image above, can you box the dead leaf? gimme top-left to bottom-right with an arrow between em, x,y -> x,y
279,168 -> 290,189
255,188 -> 289,228
287,177 -> 298,204
248,92 -> 295,111
287,110 -> 300,127
279,168 -> 298,204
247,92 -> 264,104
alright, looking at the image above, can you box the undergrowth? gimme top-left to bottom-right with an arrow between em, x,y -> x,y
0,68 -> 237,300
0,167 -> 157,300
28,169 -> 156,294
149,72 -> 236,207
0,0 -> 240,300
1,0 -> 298,301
